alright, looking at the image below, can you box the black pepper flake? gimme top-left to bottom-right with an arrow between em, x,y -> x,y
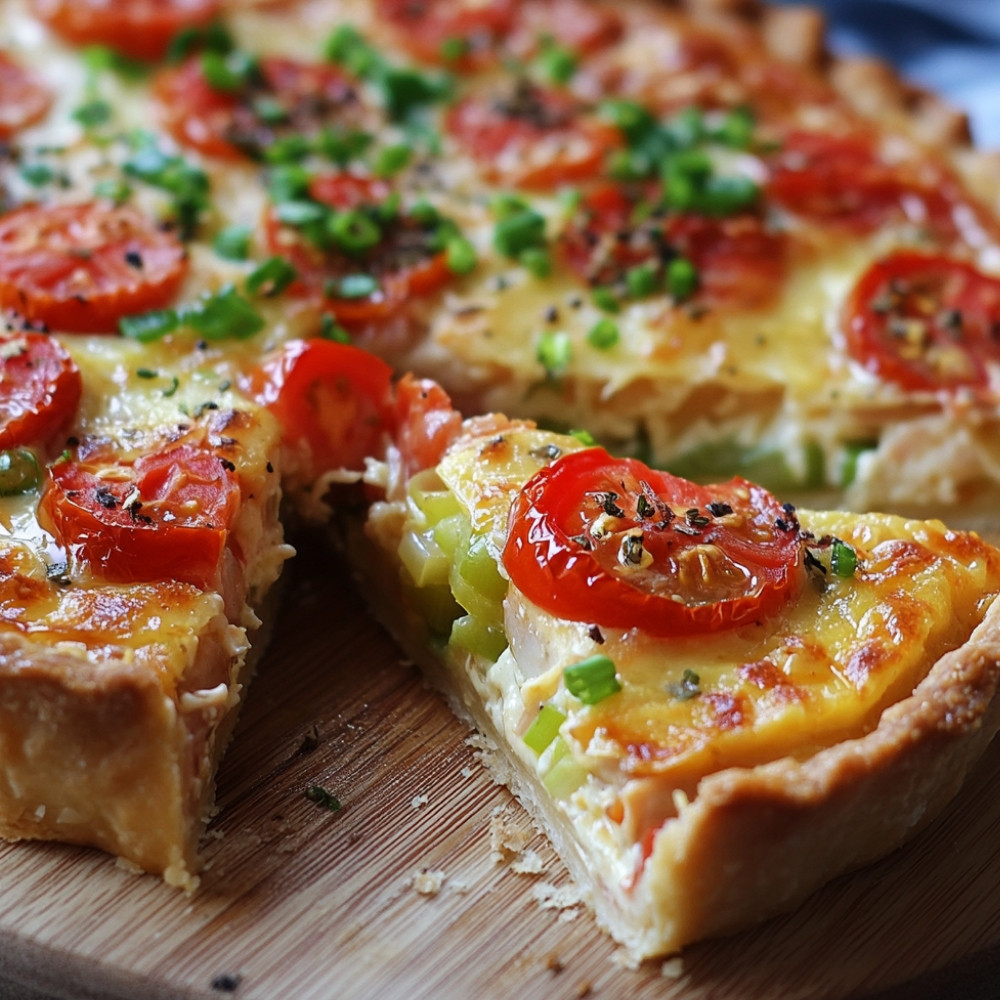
804,548 -> 826,575
94,487 -> 117,509
673,522 -> 702,536
543,305 -> 559,323
620,532 -> 645,565
707,501 -> 733,517
297,724 -> 321,755
210,972 -> 242,993
124,249 -> 144,269
266,461 -> 274,473
685,508 -> 710,528
588,625 -> 605,644
570,533 -> 593,550
220,458 -> 236,472
594,491 -> 625,518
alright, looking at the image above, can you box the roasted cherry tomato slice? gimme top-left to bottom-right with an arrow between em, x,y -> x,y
264,173 -> 452,327
155,55 -> 362,161
31,0 -> 220,62
40,442 -> 240,589
844,250 -> 1000,392
0,202 -> 188,334
516,0 -> 623,54
560,183 -> 785,308
375,0 -> 518,69
445,83 -> 619,190
502,448 -> 803,637
0,333 -> 82,450
393,373 -> 463,479
766,130 -> 964,238
246,338 -> 394,479
0,52 -> 52,138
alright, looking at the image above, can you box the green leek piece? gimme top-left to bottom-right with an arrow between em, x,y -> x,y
564,655 -> 621,705
523,705 -> 567,754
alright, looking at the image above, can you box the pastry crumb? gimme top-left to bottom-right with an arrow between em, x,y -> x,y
411,793 -> 430,809
660,956 -> 685,979
510,849 -> 545,875
530,881 -> 583,912
411,868 -> 447,895
545,952 -> 564,973
489,806 -> 531,862
576,982 -> 593,998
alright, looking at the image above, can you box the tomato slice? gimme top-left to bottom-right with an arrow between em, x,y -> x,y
393,373 -> 463,479
502,448 -> 803,637
246,338 -> 394,480
40,441 -> 240,589
375,0 -> 519,69
445,83 -> 619,190
0,202 -> 188,334
264,173 -> 453,328
560,183 -> 786,308
31,0 -> 220,62
843,250 -> 1000,393
766,130 -> 964,238
0,52 -> 52,138
155,56 -> 362,161
0,333 -> 82,450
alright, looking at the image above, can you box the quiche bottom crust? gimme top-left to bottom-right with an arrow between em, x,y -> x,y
353,507 -> 1000,958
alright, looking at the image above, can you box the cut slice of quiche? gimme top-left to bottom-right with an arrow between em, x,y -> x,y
0,332 -> 292,887
352,398 -> 1000,958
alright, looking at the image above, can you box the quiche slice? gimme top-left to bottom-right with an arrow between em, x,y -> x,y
354,406 -> 1000,957
0,331 -> 291,887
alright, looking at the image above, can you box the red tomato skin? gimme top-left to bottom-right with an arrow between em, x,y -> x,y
376,0 -> 519,69
445,88 -> 618,190
32,0 -> 220,62
503,449 -> 803,637
0,52 -> 52,137
155,56 -> 359,161
247,338 -> 394,478
393,374 -> 463,479
844,251 -> 1000,393
40,443 -> 240,590
264,173 -> 452,328
0,203 -> 188,334
0,333 -> 82,450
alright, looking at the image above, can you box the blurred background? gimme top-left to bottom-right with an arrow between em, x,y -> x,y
778,0 -> 1000,147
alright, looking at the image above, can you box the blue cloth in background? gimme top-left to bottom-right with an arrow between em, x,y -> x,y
776,0 -> 1000,147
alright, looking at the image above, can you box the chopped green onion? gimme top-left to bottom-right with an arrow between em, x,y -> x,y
0,448 -> 41,496
493,207 -> 546,259
445,236 -> 477,276
374,143 -> 411,178
265,164 -> 312,204
713,106 -> 755,149
304,785 -> 342,812
699,174 -> 760,216
320,313 -> 351,343
327,209 -> 382,253
440,36 -> 470,63
666,256 -> 698,300
831,539 -> 858,578
523,705 -> 567,754
519,247 -> 552,278
538,43 -> 577,84
328,274 -> 378,299
94,177 -> 132,204
313,126 -> 373,165
201,49 -> 259,92
839,439 -> 877,488
625,261 -> 660,299
123,135 -> 210,238
19,163 -> 55,187
587,317 -> 619,349
136,367 -> 158,379
564,655 -> 621,705
381,67 -> 451,121
537,330 -> 572,377
177,285 -> 265,340
263,134 -> 313,164
666,668 -> 701,701
213,224 -> 253,261
245,256 -> 297,297
72,99 -> 112,129
570,428 -> 596,446
120,308 -> 179,342
274,199 -> 328,226
592,287 -> 620,313
166,22 -> 234,64
323,24 -> 380,79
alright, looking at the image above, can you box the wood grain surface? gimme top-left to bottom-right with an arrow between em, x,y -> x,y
1,532 -> 1000,1000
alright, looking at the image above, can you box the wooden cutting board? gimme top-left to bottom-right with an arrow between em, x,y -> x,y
2,532 -> 1000,1000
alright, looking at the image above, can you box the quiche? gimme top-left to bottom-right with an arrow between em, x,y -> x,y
356,408 -> 1000,957
0,0 -> 998,963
